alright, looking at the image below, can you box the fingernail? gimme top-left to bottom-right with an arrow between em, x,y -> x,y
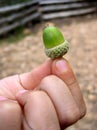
55,60 -> 67,73
0,96 -> 8,101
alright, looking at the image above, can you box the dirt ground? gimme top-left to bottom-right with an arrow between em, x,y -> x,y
0,14 -> 97,130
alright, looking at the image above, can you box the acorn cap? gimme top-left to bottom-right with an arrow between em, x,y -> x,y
43,26 -> 69,59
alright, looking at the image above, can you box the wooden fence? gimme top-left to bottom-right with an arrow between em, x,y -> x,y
0,0 -> 97,35
0,0 -> 40,35
40,0 -> 97,20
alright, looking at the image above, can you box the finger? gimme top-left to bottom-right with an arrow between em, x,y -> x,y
16,90 -> 60,130
52,58 -> 86,117
0,60 -> 52,99
18,59 -> 52,90
38,75 -> 81,128
0,97 -> 22,130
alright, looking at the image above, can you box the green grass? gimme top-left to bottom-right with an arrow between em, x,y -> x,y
0,26 -> 31,44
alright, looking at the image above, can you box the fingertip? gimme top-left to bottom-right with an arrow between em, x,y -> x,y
52,58 -> 76,85
52,58 -> 71,76
52,58 -> 69,73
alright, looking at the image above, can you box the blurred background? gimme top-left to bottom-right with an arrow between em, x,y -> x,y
0,0 -> 97,130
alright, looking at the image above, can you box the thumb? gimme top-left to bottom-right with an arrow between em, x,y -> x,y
52,58 -> 76,86
18,59 -> 52,90
52,58 -> 86,117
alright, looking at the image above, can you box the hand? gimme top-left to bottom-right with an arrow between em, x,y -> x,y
0,58 -> 86,130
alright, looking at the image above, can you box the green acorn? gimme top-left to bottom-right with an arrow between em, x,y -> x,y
43,26 -> 69,59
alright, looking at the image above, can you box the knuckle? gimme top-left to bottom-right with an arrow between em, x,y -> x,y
41,75 -> 64,85
80,104 -> 87,119
40,75 -> 63,87
67,107 -> 80,123
0,100 -> 21,130
61,106 -> 80,127
0,100 -> 21,119
42,75 -> 58,82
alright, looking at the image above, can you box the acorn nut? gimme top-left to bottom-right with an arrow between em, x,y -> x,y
43,26 -> 69,59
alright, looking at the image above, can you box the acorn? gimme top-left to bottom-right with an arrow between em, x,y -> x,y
42,26 -> 69,59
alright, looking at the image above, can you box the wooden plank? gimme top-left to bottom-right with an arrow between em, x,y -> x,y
0,0 -> 38,14
39,0 -> 89,5
0,22 -> 20,35
0,5 -> 38,24
21,12 -> 40,24
0,13 -> 40,35
40,2 -> 94,12
42,7 -> 96,20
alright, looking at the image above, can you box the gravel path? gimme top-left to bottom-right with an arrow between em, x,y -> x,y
0,15 -> 97,130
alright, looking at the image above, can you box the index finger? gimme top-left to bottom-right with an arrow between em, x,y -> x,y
18,59 -> 52,90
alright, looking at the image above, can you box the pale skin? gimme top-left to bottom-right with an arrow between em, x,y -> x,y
0,58 -> 86,130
